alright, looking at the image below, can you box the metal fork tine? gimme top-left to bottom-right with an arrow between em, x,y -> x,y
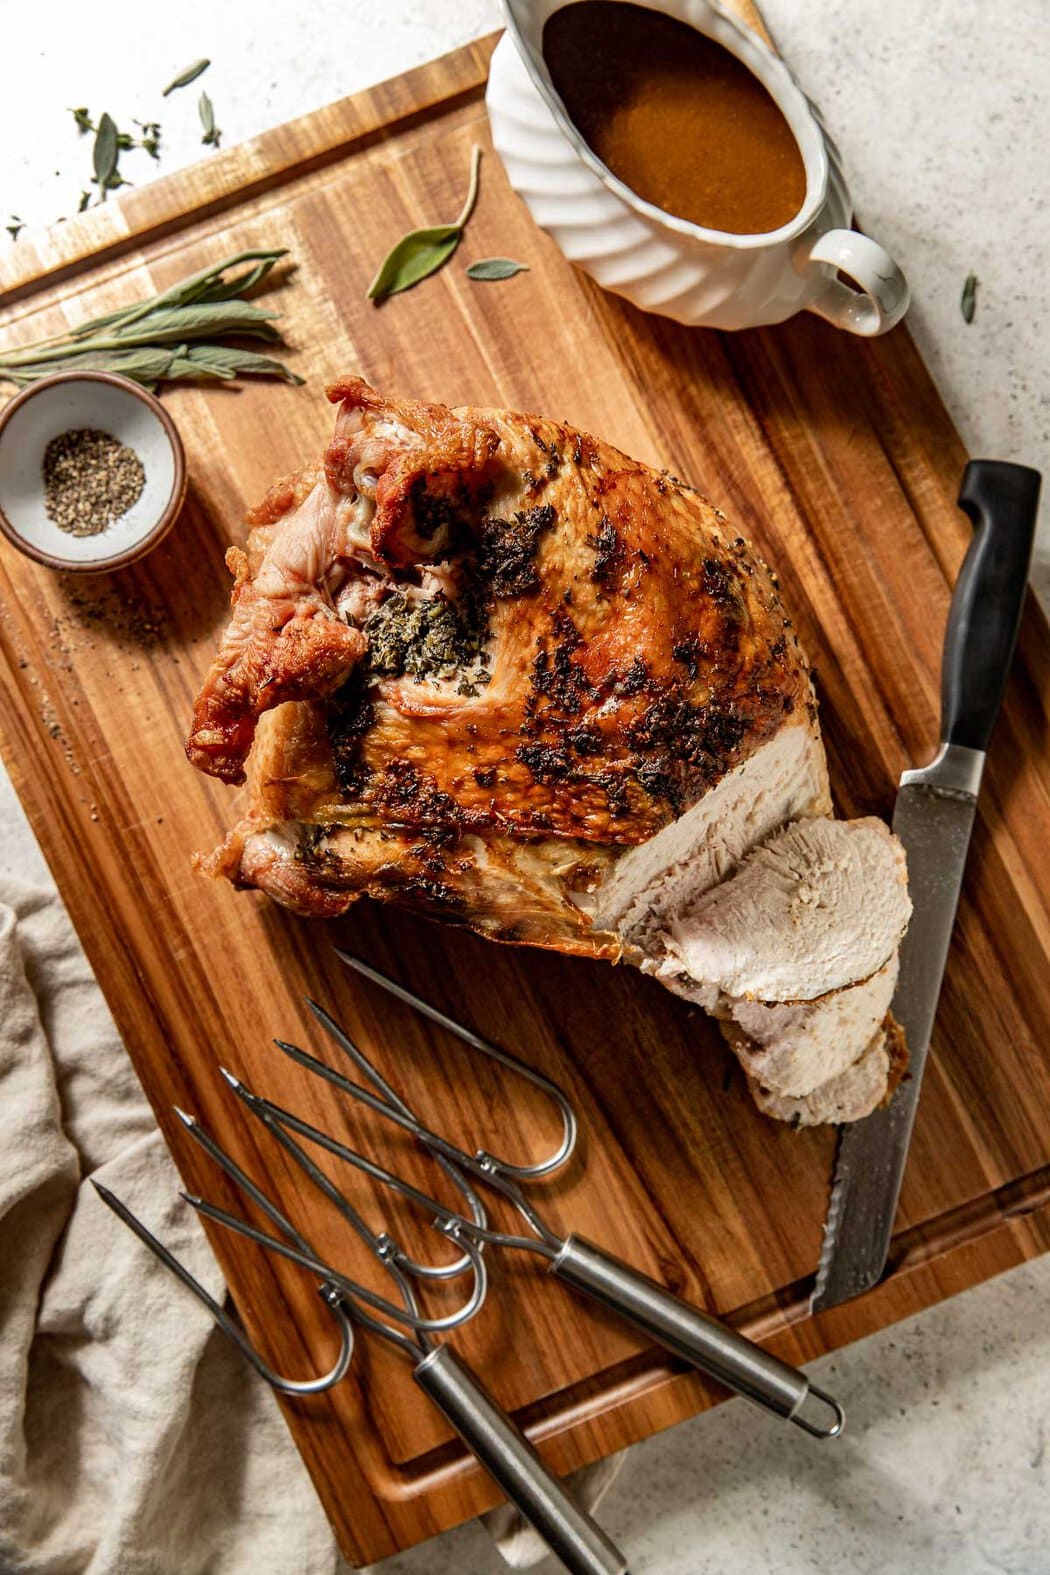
305,997 -> 413,1117
94,1180 -> 228,1320
271,1036 -> 473,1172
302,999 -> 491,1250
330,948 -> 578,1179
225,1069 -> 493,1286
175,1103 -> 484,1326
223,1075 -> 558,1258
194,1077 -> 490,1329
253,1068 -> 559,1253
224,1044 -> 496,1284
92,1180 -> 357,1395
222,1068 -> 468,1289
332,947 -> 505,1059
174,1105 -> 315,1257
230,1080 -> 470,1224
183,1192 -> 488,1334
220,1067 -> 385,1259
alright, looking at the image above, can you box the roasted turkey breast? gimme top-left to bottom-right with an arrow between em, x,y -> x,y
188,380 -> 909,1122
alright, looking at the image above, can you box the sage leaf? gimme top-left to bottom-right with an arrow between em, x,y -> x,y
5,216 -> 24,242
173,344 -> 304,385
199,91 -> 221,148
77,191 -> 92,212
125,250 -> 286,316
70,107 -> 93,134
368,144 -> 483,303
196,255 -> 282,301
167,349 -> 237,380
368,225 -> 462,302
68,250 -> 288,339
961,272 -> 978,324
163,59 -> 210,96
110,300 -> 281,345
0,345 -> 176,387
93,113 -> 119,191
465,257 -> 529,282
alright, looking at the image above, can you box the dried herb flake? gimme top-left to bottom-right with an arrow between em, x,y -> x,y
163,59 -> 210,96
199,91 -> 221,148
465,257 -> 529,282
961,272 -> 979,324
92,112 -> 119,195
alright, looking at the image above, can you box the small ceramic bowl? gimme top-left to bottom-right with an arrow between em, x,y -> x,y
0,370 -> 186,572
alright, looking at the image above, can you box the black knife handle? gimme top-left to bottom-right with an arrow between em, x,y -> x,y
941,459 -> 1041,752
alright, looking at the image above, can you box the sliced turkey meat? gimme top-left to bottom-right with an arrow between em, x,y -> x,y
656,816 -> 910,1008
592,715 -> 830,945
750,1015 -> 908,1127
720,955 -> 900,1099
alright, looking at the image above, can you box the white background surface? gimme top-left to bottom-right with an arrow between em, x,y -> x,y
2,3 -> 1049,1572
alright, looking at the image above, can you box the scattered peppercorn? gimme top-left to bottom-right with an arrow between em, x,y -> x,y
42,427 -> 145,537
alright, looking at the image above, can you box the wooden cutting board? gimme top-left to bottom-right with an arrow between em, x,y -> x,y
2,11 -> 1049,1567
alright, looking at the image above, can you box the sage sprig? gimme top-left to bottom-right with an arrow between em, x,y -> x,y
465,257 -> 529,281
71,109 -> 161,205
134,120 -> 163,161
368,144 -> 482,302
74,108 -> 155,154
0,249 -> 304,390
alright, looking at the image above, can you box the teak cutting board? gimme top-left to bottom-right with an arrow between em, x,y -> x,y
2,10 -> 1049,1567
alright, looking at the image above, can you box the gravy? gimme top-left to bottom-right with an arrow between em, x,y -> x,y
543,1 -> 806,235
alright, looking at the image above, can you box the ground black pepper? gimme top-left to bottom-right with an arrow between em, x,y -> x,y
42,427 -> 145,537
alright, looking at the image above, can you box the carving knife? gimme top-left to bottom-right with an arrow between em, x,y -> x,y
811,458 -> 1041,1313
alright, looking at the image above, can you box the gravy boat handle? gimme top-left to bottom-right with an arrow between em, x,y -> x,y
804,228 -> 910,336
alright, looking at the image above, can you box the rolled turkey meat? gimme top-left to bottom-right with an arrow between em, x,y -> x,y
187,380 -> 910,1123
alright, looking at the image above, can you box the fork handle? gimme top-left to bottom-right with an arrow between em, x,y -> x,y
551,1236 -> 843,1438
414,1345 -> 628,1575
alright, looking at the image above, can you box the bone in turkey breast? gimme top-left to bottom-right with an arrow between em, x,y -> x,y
187,379 -> 909,1123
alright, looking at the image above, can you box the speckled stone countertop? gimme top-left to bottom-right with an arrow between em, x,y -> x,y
2,3 -> 1048,1571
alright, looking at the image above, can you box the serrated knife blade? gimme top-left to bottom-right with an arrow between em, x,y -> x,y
811,758 -> 978,1309
811,459 -> 1041,1313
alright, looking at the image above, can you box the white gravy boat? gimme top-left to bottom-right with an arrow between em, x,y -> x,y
486,0 -> 909,334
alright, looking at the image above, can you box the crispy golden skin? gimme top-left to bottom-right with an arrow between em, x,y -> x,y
188,379 -> 813,953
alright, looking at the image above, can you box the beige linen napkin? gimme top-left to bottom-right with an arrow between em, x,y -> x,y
0,874 -> 621,1573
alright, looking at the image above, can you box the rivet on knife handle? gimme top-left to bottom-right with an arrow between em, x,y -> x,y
811,459 -> 1041,1314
